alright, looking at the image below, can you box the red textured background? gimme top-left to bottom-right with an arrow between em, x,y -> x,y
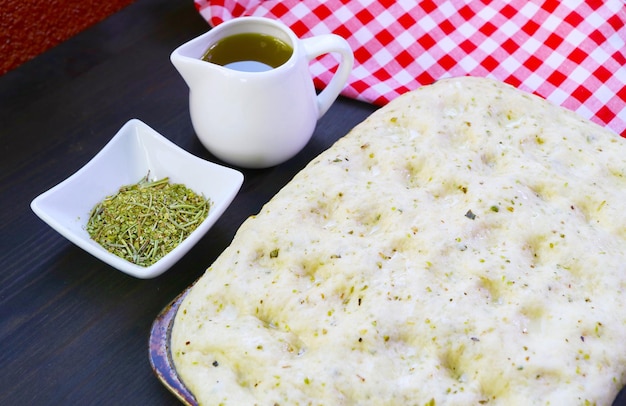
0,0 -> 135,75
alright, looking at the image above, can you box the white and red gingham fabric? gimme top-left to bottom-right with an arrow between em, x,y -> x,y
195,0 -> 626,137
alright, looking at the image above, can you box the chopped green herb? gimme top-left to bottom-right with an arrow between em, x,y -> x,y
86,173 -> 211,267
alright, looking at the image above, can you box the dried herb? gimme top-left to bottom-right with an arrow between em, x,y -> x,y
86,173 -> 211,267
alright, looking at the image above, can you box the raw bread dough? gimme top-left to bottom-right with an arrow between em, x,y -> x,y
172,77 -> 626,405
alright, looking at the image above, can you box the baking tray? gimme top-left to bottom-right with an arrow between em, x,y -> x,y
149,287 -> 197,406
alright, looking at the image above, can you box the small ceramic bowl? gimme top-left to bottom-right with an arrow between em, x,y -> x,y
31,119 -> 244,279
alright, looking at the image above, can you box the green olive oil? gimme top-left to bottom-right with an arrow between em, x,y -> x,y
201,33 -> 293,72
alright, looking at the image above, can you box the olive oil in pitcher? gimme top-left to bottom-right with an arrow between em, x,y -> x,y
201,33 -> 293,72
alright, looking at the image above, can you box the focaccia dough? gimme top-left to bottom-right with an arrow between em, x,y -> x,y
171,77 -> 626,405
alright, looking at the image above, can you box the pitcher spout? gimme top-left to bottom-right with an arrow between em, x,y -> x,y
170,48 -> 209,89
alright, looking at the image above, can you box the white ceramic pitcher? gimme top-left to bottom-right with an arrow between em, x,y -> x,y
171,17 -> 354,168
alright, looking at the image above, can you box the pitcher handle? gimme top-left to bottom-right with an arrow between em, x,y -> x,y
301,35 -> 354,119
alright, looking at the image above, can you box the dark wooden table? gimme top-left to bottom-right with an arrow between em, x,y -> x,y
0,1 -> 377,404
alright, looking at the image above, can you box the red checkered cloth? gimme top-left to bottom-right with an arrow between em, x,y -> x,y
195,0 -> 626,137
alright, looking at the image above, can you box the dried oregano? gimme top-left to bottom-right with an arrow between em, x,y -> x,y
86,173 -> 211,267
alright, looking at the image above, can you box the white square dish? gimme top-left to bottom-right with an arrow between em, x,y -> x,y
31,119 -> 244,279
